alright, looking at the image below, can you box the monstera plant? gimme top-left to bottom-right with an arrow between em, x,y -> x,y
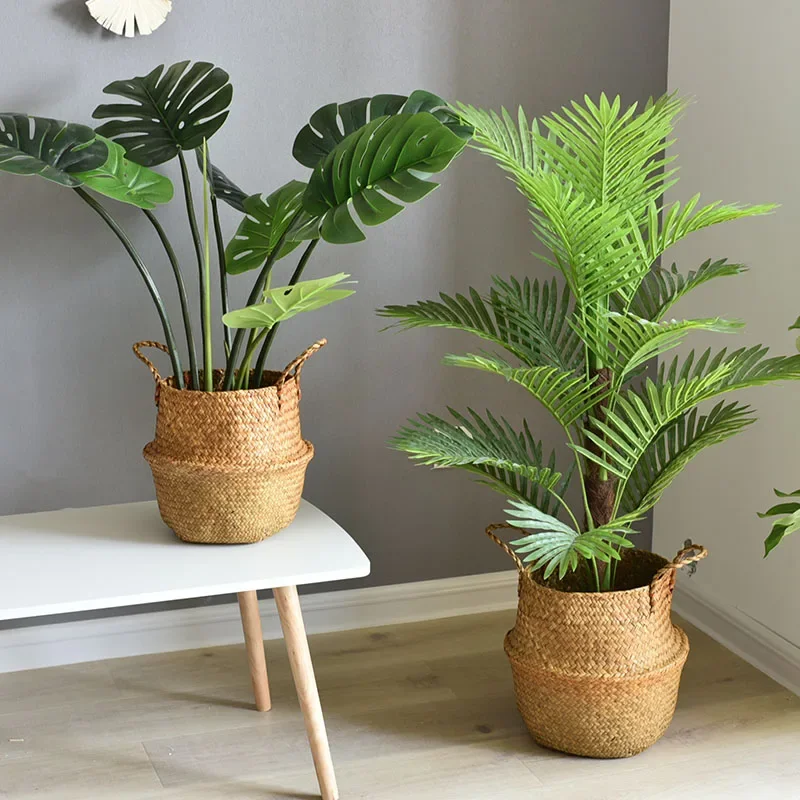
380,94 -> 800,590
0,61 -> 470,390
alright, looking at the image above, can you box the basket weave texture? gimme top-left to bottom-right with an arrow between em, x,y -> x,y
134,340 -> 325,544
487,525 -> 707,758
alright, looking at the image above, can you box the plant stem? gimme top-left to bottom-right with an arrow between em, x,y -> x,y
210,189 -> 231,356
222,217 -> 302,390
200,143 -> 214,391
591,558 -> 601,592
74,188 -> 184,388
142,209 -> 199,389
235,328 -> 270,390
252,239 -> 319,387
177,150 -> 210,389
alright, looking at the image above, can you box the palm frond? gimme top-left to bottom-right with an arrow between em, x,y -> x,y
389,408 -> 570,515
505,499 -> 638,580
536,92 -> 686,221
576,311 -> 744,387
378,277 -> 582,373
619,401 -> 756,516
645,197 -> 777,262
452,102 -> 538,176
442,353 -> 606,429
625,259 -> 748,321
578,348 -> 800,494
759,489 -> 800,556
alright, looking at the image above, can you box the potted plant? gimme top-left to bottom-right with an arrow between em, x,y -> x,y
380,94 -> 800,757
0,60 -> 469,543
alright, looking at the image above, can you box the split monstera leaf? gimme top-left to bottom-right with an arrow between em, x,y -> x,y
0,62 -> 470,391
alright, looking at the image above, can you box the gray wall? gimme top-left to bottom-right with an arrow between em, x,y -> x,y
0,0 -> 669,622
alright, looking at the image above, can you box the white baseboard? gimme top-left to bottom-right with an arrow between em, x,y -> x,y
674,582 -> 800,696
0,570 -> 519,674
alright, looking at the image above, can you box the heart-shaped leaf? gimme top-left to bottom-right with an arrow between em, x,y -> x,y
225,180 -> 318,274
292,90 -> 470,169
74,136 -> 173,208
223,273 -> 355,329
301,111 -> 468,244
194,148 -> 248,212
93,61 -> 232,167
0,114 -> 108,187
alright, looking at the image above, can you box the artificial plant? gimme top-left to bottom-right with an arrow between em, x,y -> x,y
0,61 -> 469,390
380,94 -> 800,590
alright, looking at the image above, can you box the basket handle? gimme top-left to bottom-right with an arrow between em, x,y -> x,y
133,341 -> 170,404
276,339 -> 327,394
485,523 -> 527,573
649,541 -> 708,611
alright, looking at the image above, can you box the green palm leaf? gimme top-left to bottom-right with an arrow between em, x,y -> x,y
577,311 -> 743,387
505,500 -> 638,580
625,259 -> 748,321
390,407 -> 570,515
222,273 -> 355,330
225,180 -> 313,274
93,61 -> 232,167
442,353 -> 605,428
619,401 -> 756,516
535,93 -> 685,218
0,114 -> 107,187
301,111 -> 468,244
379,276 -> 581,373
644,196 -> 776,262
293,90 -> 469,169
74,136 -> 173,209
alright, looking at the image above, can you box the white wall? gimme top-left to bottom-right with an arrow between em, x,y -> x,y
657,1 -> 800,652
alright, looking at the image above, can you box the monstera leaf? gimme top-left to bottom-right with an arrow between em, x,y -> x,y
194,148 -> 248,212
292,89 -> 470,169
225,180 -> 317,274
93,61 -> 232,166
74,137 -> 173,209
0,114 -> 107,187
222,273 -> 355,329
301,111 -> 468,244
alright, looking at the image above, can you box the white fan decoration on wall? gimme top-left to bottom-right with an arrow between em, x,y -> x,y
86,0 -> 172,37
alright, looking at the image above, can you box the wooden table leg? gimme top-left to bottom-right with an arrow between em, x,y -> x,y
274,585 -> 339,800
237,591 -> 271,712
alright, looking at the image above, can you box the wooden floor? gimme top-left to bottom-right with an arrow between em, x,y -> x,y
0,610 -> 797,799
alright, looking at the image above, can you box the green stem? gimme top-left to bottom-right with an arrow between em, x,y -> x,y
74,188 -> 184,388
252,239 -> 319,387
591,557 -> 601,592
142,209 -> 199,389
210,191 -> 231,356
200,144 -> 213,391
178,151 -> 211,388
236,328 -> 270,389
222,215 -> 302,390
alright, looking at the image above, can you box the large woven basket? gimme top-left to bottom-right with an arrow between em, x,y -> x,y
487,524 -> 707,758
134,339 -> 325,544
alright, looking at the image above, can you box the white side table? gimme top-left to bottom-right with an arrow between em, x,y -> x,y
0,499 -> 370,800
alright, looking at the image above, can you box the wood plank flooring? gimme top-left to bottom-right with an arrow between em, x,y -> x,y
0,610 -> 797,799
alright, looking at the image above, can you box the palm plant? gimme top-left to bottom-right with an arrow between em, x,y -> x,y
0,61 -> 469,390
380,94 -> 800,590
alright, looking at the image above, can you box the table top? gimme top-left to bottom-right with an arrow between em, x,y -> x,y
0,500 -> 370,621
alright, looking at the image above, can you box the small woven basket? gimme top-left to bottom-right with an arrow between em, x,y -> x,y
487,524 -> 707,758
134,339 -> 325,544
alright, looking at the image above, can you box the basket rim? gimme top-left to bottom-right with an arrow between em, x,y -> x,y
517,548 -> 671,599
157,369 -> 299,398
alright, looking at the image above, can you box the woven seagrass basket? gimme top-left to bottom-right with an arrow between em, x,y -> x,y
133,339 -> 325,544
487,524 -> 707,758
